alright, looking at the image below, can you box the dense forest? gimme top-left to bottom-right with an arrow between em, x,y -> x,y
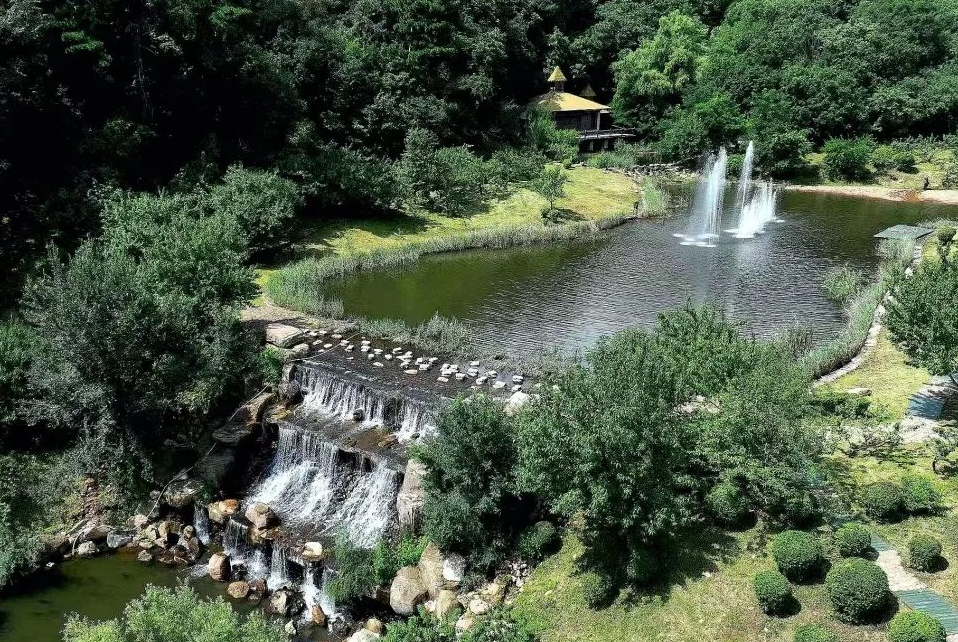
4,0 -> 958,294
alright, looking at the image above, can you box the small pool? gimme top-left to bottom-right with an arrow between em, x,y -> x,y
324,189 -> 957,353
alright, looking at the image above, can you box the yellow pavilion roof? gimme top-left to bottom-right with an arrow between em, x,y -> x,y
531,90 -> 609,113
547,66 -> 567,82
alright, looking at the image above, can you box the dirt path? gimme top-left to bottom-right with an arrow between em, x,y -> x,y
785,184 -> 958,205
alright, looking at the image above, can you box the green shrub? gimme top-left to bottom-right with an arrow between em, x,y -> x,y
893,151 -> 917,172
372,535 -> 430,586
581,570 -> 615,609
888,611 -> 947,642
937,226 -> 956,246
872,145 -> 897,172
462,607 -> 537,642
907,534 -> 942,572
772,530 -> 825,582
517,521 -> 559,564
625,548 -> 658,585
753,569 -> 792,615
327,534 -> 376,603
783,492 -> 820,527
258,346 -> 284,386
706,482 -> 749,525
793,623 -> 838,642
824,558 -> 889,623
860,481 -> 904,521
822,138 -> 874,181
902,474 -> 941,514
834,522 -> 871,558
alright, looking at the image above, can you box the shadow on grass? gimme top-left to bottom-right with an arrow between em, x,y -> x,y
545,208 -> 585,223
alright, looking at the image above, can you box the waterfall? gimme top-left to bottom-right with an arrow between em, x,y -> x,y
223,520 -> 251,563
193,504 -> 211,546
301,568 -> 337,622
297,365 -> 435,439
733,180 -> 779,238
332,462 -> 399,548
677,148 -> 729,247
250,427 -> 340,525
268,543 -> 291,588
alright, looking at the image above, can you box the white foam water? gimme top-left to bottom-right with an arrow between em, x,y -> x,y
193,504 -> 211,546
331,462 -> 399,548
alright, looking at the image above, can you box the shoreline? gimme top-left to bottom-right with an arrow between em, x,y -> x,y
785,184 -> 958,205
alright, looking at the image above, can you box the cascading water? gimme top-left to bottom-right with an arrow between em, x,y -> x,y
677,148 -> 729,247
301,568 -> 336,622
193,504 -> 211,546
223,520 -> 251,562
333,462 -> 399,548
733,179 -> 779,238
734,141 -> 756,215
297,366 -> 435,440
249,425 -> 400,546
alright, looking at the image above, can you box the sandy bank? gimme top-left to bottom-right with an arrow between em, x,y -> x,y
785,184 -> 958,205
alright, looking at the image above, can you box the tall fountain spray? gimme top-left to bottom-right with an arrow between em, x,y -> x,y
734,141 -> 756,214
733,180 -> 779,238
677,148 -> 728,247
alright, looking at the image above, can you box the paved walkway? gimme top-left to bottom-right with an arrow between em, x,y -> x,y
872,534 -> 958,640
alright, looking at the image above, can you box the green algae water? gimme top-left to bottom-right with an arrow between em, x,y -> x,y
0,550 -> 251,642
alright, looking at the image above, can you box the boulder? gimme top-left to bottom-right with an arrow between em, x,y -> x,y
301,541 -> 325,563
174,536 -> 202,563
245,503 -> 278,529
248,578 -> 268,600
163,478 -> 203,509
468,597 -> 490,615
289,343 -> 310,360
227,581 -> 250,599
132,514 -> 150,530
137,550 -> 154,563
285,620 -> 297,636
397,459 -> 427,533
207,500 -> 239,524
311,604 -> 327,627
456,613 -> 475,633
106,530 -> 135,549
347,630 -> 380,642
266,588 -> 304,618
181,525 -> 196,540
389,566 -> 428,616
79,523 -> 112,543
195,450 -> 237,489
434,589 -> 461,622
266,323 -> 307,348
504,391 -> 531,416
208,552 -> 231,581
417,543 -> 446,598
76,541 -> 98,557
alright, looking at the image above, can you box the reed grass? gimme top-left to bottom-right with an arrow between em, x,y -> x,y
803,239 -> 914,379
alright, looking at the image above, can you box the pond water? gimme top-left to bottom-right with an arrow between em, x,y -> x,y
0,550 -> 255,642
325,189 -> 957,354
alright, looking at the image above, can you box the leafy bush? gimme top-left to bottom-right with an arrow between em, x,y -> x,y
625,548 -> 659,585
207,165 -> 302,256
893,151 -> 917,172
486,147 -> 545,188
834,522 -> 871,558
888,611 -> 947,642
517,521 -> 559,564
462,607 -> 537,642
825,558 -> 889,623
258,346 -> 285,386
419,395 -> 523,570
937,226 -> 956,246
753,569 -> 792,615
902,474 -> 941,514
706,481 -> 749,525
381,611 -> 455,642
581,570 -> 616,609
822,138 -> 874,181
373,535 -> 430,587
872,145 -> 897,172
907,534 -> 942,572
822,265 -> 866,305
793,624 -> 838,642
62,585 -> 285,642
860,481 -> 905,521
772,531 -> 825,582
0,322 -> 36,446
326,534 -> 376,603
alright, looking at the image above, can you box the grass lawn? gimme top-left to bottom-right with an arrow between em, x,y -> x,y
803,150 -> 953,191
513,529 -> 887,642
824,329 -> 930,421
292,166 -> 639,257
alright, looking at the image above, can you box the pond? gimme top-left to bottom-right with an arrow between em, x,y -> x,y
325,189 -> 957,354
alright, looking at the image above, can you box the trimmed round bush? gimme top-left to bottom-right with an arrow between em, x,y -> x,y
902,474 -> 942,514
793,623 -> 838,642
889,611 -> 946,642
824,558 -> 889,623
707,482 -> 749,525
784,492 -> 819,527
872,145 -> 897,172
908,534 -> 943,572
581,570 -> 615,609
772,530 -> 825,582
893,151 -> 917,172
938,226 -> 956,245
517,520 -> 559,563
753,569 -> 791,615
860,481 -> 904,521
834,522 -> 871,558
